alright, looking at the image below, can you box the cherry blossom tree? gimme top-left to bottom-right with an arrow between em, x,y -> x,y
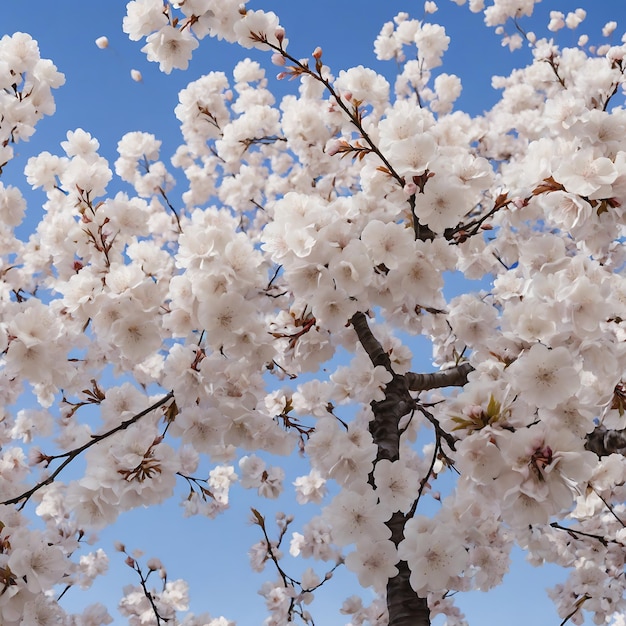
1,1 -> 626,625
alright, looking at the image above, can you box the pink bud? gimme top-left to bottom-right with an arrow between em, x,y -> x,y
313,46 -> 322,59
403,182 -> 418,195
271,53 -> 286,66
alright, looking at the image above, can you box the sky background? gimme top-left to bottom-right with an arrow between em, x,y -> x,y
2,1 -> 625,625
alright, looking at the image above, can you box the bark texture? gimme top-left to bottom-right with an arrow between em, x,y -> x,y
586,426 -> 626,457
406,362 -> 473,391
351,312 -> 431,626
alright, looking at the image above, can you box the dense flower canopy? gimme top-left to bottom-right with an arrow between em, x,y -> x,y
0,1 -> 626,625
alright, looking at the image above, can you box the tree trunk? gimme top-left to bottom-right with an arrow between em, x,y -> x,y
387,560 -> 430,626
351,312 -> 431,626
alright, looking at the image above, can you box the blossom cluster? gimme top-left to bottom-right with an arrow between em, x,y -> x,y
0,1 -> 624,625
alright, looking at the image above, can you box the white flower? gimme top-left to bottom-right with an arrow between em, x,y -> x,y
123,0 -> 168,41
334,66 -> 389,110
398,519 -> 468,593
109,311 -> 162,361
239,455 -> 266,489
449,294 -> 499,348
197,292 -> 254,336
324,488 -> 391,547
361,220 -> 414,270
294,470 -> 327,504
547,11 -> 565,32
538,190 -> 592,230
21,596 -> 64,626
311,286 -> 359,332
345,540 -> 399,591
507,344 -> 579,409
289,517 -> 337,561
497,423 -> 596,525
77,549 -> 109,589
373,459 -> 420,513
8,531 -> 67,593
141,26 -> 199,73
0,182 -> 26,226
414,175 -> 470,232
553,148 -> 618,197
233,10 -> 285,51
414,23 -> 450,68
433,73 -> 462,112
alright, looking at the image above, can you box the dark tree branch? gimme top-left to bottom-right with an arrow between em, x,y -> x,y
2,391 -> 175,509
406,362 -> 473,391
350,311 -> 430,626
387,561 -> 431,626
350,312 -> 393,373
585,426 -> 626,457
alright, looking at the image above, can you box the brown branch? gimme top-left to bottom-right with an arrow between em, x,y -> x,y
260,36 -> 436,241
157,186 -> 182,234
585,425 -> 626,457
350,312 -> 393,373
558,594 -> 590,626
349,310 -> 430,626
2,391 -> 175,509
549,522 -> 609,546
592,486 -> 626,527
406,362 -> 473,391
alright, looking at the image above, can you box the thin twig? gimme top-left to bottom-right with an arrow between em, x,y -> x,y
2,391 -> 175,509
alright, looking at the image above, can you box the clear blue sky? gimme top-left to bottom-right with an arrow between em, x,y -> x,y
2,1 -> 625,625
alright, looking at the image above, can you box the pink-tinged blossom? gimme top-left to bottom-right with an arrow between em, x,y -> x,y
498,424 -> 596,525
373,459 -> 420,513
345,540 -> 399,591
448,294 -> 499,348
538,190 -> 592,230
76,549 -> 110,589
553,148 -> 618,197
361,220 -> 415,270
433,73 -> 462,113
324,488 -> 391,546
294,470 -> 327,504
7,530 -> 67,593
548,11 -> 565,32
24,151 -> 65,191
290,517 -> 338,561
77,603 -> 114,625
414,174 -> 470,232
20,595 -> 65,626
109,311 -> 162,362
506,344 -> 579,409
398,517 -> 468,593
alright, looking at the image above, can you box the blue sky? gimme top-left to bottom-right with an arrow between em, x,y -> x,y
2,1 -> 625,625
